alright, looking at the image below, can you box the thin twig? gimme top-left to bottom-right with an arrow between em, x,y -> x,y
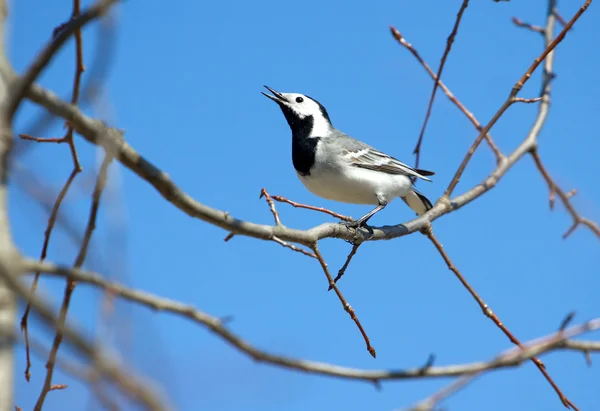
512,17 -> 546,34
330,243 -> 361,289
312,246 -> 376,358
34,155 -> 112,411
445,0 -> 591,198
554,10 -> 569,27
389,27 -> 503,162
514,97 -> 543,103
258,189 -> 316,256
413,0 -> 470,172
272,236 -> 316,258
271,195 -> 353,221
19,133 -> 65,143
259,188 -> 281,226
20,0 -> 89,383
531,150 -> 600,239
423,226 -> 577,409
20,168 -> 78,381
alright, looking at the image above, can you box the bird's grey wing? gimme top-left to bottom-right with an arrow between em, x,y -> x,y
343,144 -> 434,181
324,132 -> 435,181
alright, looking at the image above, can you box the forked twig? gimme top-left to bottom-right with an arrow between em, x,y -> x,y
259,188 -> 316,257
20,0 -> 89,382
330,243 -> 361,290
531,150 -> 600,239
445,0 -> 591,198
259,188 -> 281,226
512,17 -> 546,34
390,27 -> 503,162
33,155 -> 112,411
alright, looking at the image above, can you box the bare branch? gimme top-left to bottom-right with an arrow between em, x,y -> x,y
405,318 -> 600,411
34,155 -> 112,410
20,169 -> 78,381
271,194 -> 353,222
412,0 -> 470,171
445,0 -> 592,197
272,236 -> 316,258
423,227 -> 575,407
22,260 -> 600,385
312,246 -> 376,358
6,0 -> 117,121
260,188 -> 282,226
531,150 -> 600,239
390,27 -> 503,162
512,17 -> 546,34
330,243 -> 361,289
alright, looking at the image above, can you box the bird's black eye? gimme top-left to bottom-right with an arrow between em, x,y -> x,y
295,97 -> 304,103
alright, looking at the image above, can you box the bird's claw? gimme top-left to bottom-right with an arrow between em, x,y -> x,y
342,220 -> 375,241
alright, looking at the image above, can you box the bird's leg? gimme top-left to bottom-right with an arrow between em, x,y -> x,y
344,200 -> 387,229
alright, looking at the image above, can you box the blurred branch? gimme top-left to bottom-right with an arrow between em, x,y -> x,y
6,0 -> 117,121
20,168 -> 78,381
20,0 -> 97,385
412,0 -> 469,172
512,17 -> 546,34
33,155 -> 112,411
0,256 -> 169,410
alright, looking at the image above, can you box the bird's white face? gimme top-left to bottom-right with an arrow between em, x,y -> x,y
276,92 -> 324,119
262,86 -> 333,137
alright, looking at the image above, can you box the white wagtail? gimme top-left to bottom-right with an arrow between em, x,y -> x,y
262,86 -> 434,228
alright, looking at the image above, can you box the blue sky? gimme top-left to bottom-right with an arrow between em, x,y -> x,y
7,0 -> 600,410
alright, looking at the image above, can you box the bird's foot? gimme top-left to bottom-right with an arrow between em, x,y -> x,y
342,219 -> 375,241
343,219 -> 363,230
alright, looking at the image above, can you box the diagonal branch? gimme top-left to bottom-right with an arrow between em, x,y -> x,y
312,246 -> 376,358
423,226 -> 575,408
412,0 -> 470,172
6,0 -> 117,121
330,242 -> 361,289
390,27 -> 503,162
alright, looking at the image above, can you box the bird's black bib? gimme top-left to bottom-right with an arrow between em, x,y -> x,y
278,106 -> 321,177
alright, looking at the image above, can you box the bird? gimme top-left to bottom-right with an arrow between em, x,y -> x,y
261,85 -> 435,228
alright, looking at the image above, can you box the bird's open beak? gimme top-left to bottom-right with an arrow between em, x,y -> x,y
261,85 -> 288,104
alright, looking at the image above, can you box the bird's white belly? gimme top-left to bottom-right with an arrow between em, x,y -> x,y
297,164 -> 412,205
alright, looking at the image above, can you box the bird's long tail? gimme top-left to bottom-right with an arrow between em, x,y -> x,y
401,189 -> 433,215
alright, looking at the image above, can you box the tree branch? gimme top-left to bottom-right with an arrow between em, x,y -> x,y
6,0 -> 117,121
412,0 -> 469,171
19,259 -> 600,384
